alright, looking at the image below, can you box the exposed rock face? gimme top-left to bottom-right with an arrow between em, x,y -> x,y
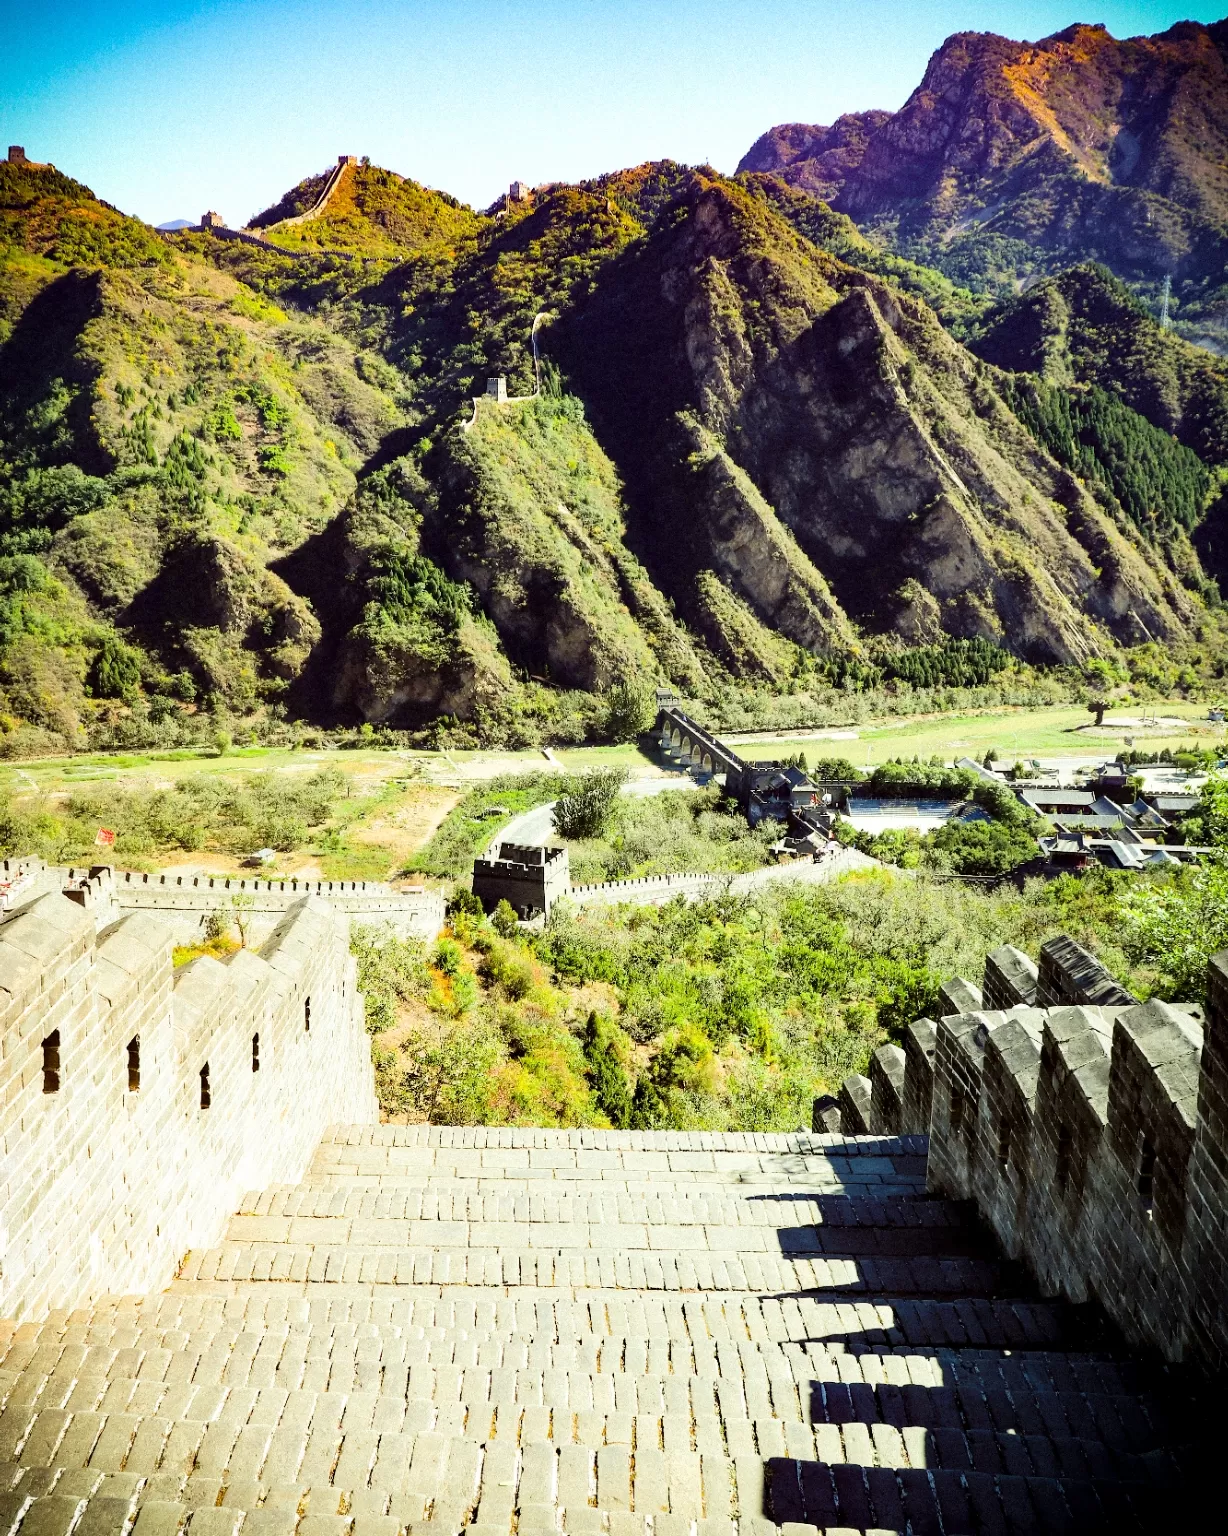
739,20 -> 1228,281
562,176 -> 1195,665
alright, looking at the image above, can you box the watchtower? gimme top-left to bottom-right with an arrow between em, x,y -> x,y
200,211 -> 226,230
7,146 -> 26,165
486,376 -> 509,403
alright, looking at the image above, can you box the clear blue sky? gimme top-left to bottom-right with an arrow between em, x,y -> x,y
2,1 -> 1223,225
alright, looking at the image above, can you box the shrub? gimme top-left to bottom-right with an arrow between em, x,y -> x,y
492,898 -> 519,938
552,768 -> 627,839
582,1012 -> 632,1128
925,819 -> 1039,875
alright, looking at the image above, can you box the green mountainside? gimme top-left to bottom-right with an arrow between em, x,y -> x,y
246,159 -> 484,258
0,124 -> 1226,753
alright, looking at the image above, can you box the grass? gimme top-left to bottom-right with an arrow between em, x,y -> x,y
728,702 -> 1220,770
0,700 -> 1219,880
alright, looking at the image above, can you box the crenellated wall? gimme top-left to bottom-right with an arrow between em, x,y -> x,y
0,859 -> 445,944
834,932 -> 1228,1373
0,887 -> 377,1324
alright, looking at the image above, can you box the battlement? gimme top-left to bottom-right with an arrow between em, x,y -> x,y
0,885 -> 377,1323
0,858 -> 443,943
835,932 -> 1228,1373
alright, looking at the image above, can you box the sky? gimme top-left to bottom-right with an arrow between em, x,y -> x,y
2,0 -> 1224,226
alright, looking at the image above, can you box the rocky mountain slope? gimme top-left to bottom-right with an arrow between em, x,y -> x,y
739,18 -> 1228,329
0,143 -> 1225,750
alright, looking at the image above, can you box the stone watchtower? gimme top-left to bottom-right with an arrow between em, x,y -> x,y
7,146 -> 26,165
200,211 -> 226,230
486,376 -> 509,403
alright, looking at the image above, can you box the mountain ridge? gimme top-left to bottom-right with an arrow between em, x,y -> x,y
738,16 -> 1228,327
0,110 -> 1225,750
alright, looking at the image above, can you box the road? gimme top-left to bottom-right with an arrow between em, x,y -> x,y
488,773 -> 700,853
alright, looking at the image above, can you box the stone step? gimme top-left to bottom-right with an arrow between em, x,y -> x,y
311,1130 -> 926,1156
1,1294 -> 1089,1357
236,1193 -> 967,1235
0,1454 -> 1173,1536
221,1218 -> 986,1260
305,1147 -> 926,1191
14,1330 -> 1145,1390
174,1246 -> 1006,1297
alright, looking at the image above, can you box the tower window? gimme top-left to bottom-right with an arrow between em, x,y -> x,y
304,996 -> 311,1032
127,1037 -> 141,1093
42,1031 -> 60,1094
200,1063 -> 211,1110
997,1118 -> 1011,1171
252,1032 -> 260,1073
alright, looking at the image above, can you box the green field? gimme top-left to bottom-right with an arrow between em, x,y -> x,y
1,702 -> 1220,882
723,703 -> 1221,771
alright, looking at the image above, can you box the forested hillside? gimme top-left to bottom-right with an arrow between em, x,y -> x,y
2,63 -> 1227,755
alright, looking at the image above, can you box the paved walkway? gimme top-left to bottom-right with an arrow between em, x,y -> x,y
0,1128 -> 1200,1533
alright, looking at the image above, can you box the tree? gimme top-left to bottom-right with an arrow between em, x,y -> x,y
924,819 -> 1038,876
1088,699 -> 1109,727
552,769 -> 627,840
229,892 -> 255,948
1120,860 -> 1228,1002
89,638 -> 141,702
492,899 -> 519,938
603,680 -> 657,743
1181,776 -> 1228,849
582,1012 -> 632,1127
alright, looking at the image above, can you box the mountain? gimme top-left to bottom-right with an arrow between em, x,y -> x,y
0,150 -> 1224,751
246,158 -> 484,257
739,19 -> 1228,331
971,261 -> 1228,583
156,219 -> 193,232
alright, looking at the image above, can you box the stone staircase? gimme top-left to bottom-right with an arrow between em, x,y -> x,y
0,1128 -> 1206,1535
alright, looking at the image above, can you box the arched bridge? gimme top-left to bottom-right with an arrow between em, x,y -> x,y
655,702 -> 746,782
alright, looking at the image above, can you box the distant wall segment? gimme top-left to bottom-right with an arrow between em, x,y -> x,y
0,885 -> 377,1323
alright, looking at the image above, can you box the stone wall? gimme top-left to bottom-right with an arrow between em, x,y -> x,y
53,864 -> 445,944
0,889 -> 377,1324
833,932 -> 1228,1374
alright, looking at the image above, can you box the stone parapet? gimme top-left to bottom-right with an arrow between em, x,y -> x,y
982,943 -> 1039,1008
835,933 -> 1228,1371
59,865 -> 444,942
0,891 -> 377,1323
867,1043 -> 905,1134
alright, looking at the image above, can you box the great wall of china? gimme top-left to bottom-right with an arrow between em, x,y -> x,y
0,860 -> 1222,1530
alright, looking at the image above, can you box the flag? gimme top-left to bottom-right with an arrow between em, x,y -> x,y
95,828 -> 116,847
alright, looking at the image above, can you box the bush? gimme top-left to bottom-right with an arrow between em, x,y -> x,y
351,924 -> 430,1034
492,898 -> 519,938
552,769 -> 627,839
582,1012 -> 632,1127
925,819 -> 1039,875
